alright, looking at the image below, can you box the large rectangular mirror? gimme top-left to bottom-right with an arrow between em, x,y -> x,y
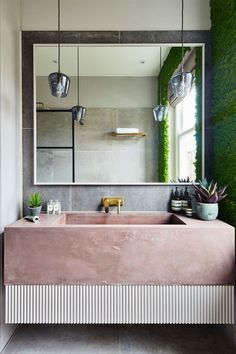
34,44 -> 204,184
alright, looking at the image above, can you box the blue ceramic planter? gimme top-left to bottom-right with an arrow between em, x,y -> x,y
196,202 -> 218,221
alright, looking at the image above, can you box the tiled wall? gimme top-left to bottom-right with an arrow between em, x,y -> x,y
24,121 -> 184,213
37,108 -> 158,183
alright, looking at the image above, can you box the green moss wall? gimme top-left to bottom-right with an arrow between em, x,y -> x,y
195,47 -> 202,180
210,0 -> 236,227
158,48 -> 185,182
158,47 -> 202,182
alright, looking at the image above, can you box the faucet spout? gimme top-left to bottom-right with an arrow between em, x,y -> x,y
101,196 -> 124,214
117,200 -> 121,214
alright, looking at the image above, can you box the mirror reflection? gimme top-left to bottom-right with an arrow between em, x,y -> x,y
35,45 -> 203,184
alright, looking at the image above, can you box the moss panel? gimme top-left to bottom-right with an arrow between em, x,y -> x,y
211,0 -> 236,227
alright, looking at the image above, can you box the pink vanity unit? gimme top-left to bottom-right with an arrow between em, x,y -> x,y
4,212 -> 235,324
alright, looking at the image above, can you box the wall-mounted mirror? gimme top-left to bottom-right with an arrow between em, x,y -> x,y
34,44 -> 204,184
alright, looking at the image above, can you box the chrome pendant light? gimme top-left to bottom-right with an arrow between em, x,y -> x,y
72,47 -> 86,125
153,47 -> 168,122
48,0 -> 70,98
170,0 -> 194,98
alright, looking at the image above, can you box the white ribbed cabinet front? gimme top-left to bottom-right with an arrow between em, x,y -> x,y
5,285 -> 234,324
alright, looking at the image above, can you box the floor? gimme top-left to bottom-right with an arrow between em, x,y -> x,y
2,324 -> 236,354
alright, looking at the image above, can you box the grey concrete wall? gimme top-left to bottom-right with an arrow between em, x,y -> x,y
36,75 -> 158,183
36,108 -> 158,183
36,76 -> 157,109
0,0 -> 22,350
21,0 -> 211,31
74,108 -> 158,183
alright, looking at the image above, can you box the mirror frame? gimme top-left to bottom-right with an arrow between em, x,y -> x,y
22,31 -> 212,185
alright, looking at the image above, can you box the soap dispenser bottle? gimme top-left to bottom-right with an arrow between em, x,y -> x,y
185,189 -> 193,217
181,187 -> 189,211
171,187 -> 182,212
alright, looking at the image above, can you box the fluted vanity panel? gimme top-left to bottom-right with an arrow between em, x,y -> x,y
5,285 -> 234,324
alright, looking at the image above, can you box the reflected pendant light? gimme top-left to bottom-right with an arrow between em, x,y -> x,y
170,0 -> 194,98
72,47 -> 86,125
153,47 -> 168,122
48,0 -> 70,98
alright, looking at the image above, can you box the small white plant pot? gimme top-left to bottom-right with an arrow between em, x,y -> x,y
196,202 -> 218,221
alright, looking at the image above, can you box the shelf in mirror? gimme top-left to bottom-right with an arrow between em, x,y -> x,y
111,132 -> 147,138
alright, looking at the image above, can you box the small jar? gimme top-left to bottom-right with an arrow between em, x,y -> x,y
185,200 -> 193,217
53,200 -> 61,214
47,200 -> 53,214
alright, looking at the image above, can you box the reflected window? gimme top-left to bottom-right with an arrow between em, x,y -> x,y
175,85 -> 197,181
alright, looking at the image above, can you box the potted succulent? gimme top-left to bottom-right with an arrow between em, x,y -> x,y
27,192 -> 44,217
193,179 -> 227,221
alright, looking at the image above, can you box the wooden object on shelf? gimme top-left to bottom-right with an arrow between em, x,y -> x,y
111,132 -> 147,137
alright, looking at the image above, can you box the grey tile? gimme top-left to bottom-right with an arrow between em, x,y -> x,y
23,128 -> 34,189
73,108 -> 158,184
79,31 -> 119,44
23,128 -> 72,213
37,112 -> 72,147
119,31 -> 210,45
71,186 -> 113,211
118,325 -> 236,354
110,150 -> 146,183
3,324 -> 236,354
37,149 -> 73,183
120,31 -> 182,44
3,325 -> 119,354
71,186 -> 170,212
75,151 -> 100,183
112,186 -> 170,211
75,108 -> 115,152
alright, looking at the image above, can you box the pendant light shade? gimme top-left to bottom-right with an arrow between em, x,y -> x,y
48,72 -> 70,98
72,47 -> 86,124
153,105 -> 168,122
48,0 -> 70,98
170,71 -> 194,98
153,47 -> 168,122
72,105 -> 86,125
170,0 -> 194,99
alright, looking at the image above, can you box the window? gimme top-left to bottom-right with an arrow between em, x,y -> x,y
175,85 -> 197,181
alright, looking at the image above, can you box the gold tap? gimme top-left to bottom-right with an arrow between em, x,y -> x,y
101,196 -> 124,214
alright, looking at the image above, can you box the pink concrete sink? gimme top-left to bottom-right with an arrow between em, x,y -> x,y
64,212 -> 185,225
4,212 -> 235,286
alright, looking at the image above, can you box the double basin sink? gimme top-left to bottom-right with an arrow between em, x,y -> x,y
4,212 -> 235,287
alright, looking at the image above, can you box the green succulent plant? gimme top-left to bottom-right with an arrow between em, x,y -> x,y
193,179 -> 227,204
171,177 -> 192,183
28,192 -> 44,208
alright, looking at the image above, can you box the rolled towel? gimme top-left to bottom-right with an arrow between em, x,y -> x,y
116,128 -> 139,134
24,215 -> 39,223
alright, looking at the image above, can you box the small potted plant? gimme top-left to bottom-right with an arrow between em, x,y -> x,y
28,192 -> 44,217
193,179 -> 227,221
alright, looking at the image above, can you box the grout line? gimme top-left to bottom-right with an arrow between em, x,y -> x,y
1,325 -> 20,353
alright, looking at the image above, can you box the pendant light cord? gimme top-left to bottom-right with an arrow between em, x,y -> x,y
159,47 -> 162,104
181,0 -> 184,72
58,0 -> 61,73
77,46 -> 80,106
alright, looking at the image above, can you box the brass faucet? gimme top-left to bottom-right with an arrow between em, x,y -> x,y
101,196 -> 124,214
